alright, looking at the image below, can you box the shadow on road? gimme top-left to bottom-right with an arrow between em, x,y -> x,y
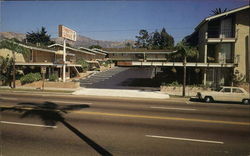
189,97 -> 247,105
1,101 -> 112,156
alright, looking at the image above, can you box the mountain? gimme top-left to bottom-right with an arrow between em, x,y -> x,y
0,32 -> 134,48
0,32 -> 26,41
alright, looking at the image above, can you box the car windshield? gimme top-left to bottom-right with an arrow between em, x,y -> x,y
215,87 -> 223,92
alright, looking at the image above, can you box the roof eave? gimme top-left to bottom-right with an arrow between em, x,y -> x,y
195,5 -> 250,31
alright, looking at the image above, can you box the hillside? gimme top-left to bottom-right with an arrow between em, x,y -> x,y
0,32 -> 134,48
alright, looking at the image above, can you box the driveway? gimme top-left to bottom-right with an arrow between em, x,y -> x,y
79,67 -> 156,90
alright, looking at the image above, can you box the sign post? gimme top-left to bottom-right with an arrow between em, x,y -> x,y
58,25 -> 76,82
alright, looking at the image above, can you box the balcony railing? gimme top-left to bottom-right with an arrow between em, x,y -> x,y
207,55 -> 239,64
206,29 -> 235,39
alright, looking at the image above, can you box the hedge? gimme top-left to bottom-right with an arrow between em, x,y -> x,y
20,73 -> 42,85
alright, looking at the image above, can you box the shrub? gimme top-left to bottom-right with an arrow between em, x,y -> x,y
162,81 -> 181,87
93,68 -> 100,71
77,59 -> 89,72
49,74 -> 58,81
20,73 -> 42,85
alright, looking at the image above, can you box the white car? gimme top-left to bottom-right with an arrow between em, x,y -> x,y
197,86 -> 250,104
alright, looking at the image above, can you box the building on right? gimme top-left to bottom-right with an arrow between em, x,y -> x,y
187,5 -> 250,87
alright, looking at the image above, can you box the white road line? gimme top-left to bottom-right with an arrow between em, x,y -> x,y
0,121 -> 57,128
51,101 -> 92,105
146,135 -> 224,144
150,106 -> 196,111
0,97 -> 18,100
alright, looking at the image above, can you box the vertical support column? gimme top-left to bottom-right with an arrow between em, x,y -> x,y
63,39 -> 66,82
203,68 -> 207,86
204,33 -> 208,86
12,51 -> 16,88
48,67 -> 51,77
155,66 -> 157,77
204,43 -> 207,64
68,67 -> 70,78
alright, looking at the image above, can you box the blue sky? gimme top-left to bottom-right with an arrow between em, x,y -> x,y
1,0 -> 248,43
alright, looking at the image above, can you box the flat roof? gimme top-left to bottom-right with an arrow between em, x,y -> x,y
15,62 -> 81,67
48,44 -> 95,55
92,48 -> 108,54
107,51 -> 177,54
79,47 -> 107,56
130,61 -> 235,67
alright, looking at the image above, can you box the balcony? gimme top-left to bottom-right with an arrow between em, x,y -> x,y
206,30 -> 236,43
207,55 -> 239,65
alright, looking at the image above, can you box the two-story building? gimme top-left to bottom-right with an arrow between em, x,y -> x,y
78,47 -> 107,60
187,5 -> 250,87
0,42 -> 105,81
48,44 -> 96,62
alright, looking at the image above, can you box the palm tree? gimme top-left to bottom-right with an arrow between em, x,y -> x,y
0,39 -> 29,88
210,8 -> 228,15
175,41 -> 198,97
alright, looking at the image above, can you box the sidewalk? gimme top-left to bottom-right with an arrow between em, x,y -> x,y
0,86 -> 76,93
73,88 -> 170,99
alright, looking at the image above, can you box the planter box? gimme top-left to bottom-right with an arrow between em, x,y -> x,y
16,81 -> 80,89
160,86 -> 211,96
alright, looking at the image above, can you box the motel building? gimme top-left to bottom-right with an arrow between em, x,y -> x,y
1,5 -> 249,86
0,42 -> 107,81
187,5 -> 250,86
0,25 -> 108,82
105,5 -> 250,87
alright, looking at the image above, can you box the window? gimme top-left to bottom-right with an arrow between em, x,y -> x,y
222,88 -> 231,93
232,88 -> 243,93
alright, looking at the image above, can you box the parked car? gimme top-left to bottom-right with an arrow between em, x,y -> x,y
197,86 -> 250,104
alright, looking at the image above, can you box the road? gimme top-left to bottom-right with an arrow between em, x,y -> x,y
1,92 -> 250,156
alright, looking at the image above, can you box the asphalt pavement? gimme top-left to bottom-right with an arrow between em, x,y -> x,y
79,67 -> 155,89
0,92 -> 250,156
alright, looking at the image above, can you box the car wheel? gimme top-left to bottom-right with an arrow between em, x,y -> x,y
204,96 -> 213,103
242,99 -> 250,105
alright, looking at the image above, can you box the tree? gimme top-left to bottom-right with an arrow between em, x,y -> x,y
89,45 -> 102,49
0,39 -> 30,88
210,8 -> 227,15
135,28 -> 174,50
125,42 -> 132,49
135,29 -> 150,48
26,27 -> 55,46
152,31 -> 161,49
66,43 -> 72,47
160,28 -> 174,49
0,55 -> 13,86
175,41 -> 198,97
